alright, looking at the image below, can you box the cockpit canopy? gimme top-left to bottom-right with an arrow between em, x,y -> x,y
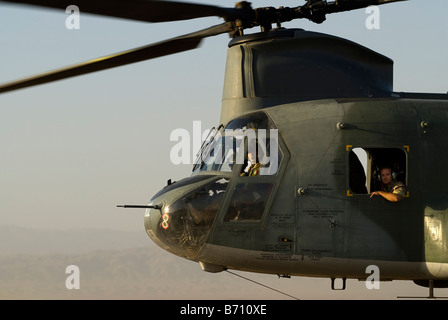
146,111 -> 286,261
193,112 -> 282,176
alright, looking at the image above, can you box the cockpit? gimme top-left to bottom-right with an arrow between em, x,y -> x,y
144,111 -> 285,261
193,112 -> 282,176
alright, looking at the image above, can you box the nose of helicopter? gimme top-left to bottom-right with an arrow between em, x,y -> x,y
144,176 -> 229,260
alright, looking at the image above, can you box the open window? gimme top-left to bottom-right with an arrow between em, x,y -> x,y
195,111 -> 283,176
225,113 -> 282,177
349,147 -> 407,194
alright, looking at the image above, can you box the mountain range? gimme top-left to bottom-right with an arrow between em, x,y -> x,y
0,225 -> 299,299
0,225 -> 429,300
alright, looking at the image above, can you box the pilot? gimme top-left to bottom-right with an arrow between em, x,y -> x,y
240,146 -> 262,176
370,166 -> 406,202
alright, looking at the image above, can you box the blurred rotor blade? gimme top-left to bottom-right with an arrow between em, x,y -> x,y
376,0 -> 407,4
0,0 -> 237,23
325,0 -> 407,14
298,0 -> 407,23
0,22 -> 233,95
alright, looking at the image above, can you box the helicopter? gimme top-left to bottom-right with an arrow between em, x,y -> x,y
1,0 -> 448,299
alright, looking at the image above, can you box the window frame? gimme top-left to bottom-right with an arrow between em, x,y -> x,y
347,146 -> 408,196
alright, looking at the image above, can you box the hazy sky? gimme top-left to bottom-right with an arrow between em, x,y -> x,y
0,0 -> 447,232
0,0 -> 447,301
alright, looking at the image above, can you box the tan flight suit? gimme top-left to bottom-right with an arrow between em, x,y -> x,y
382,180 -> 406,198
240,163 -> 262,176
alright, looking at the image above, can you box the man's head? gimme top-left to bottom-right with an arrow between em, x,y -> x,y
380,167 -> 393,185
248,149 -> 257,164
247,139 -> 264,164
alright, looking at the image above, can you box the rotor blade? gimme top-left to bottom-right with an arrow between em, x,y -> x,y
0,0 -> 237,23
0,22 -> 233,95
325,0 -> 408,14
297,0 -> 407,23
376,0 -> 407,4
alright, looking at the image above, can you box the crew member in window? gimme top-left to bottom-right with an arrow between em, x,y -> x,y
370,166 -> 406,202
240,146 -> 262,176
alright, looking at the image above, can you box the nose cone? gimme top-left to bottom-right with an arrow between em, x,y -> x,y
144,176 -> 229,260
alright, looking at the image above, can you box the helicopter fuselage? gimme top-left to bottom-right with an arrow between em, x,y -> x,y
144,28 -> 448,285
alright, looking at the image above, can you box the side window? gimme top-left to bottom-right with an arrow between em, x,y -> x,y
239,136 -> 283,177
349,147 -> 407,194
223,183 -> 274,221
224,112 -> 282,176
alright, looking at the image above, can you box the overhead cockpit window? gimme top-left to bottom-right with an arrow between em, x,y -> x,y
224,112 -> 274,131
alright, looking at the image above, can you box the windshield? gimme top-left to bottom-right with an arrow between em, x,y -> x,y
199,133 -> 241,173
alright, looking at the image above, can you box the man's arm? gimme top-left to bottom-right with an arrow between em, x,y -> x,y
370,191 -> 403,202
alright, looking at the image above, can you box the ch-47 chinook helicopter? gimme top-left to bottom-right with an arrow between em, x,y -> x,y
1,0 -> 448,298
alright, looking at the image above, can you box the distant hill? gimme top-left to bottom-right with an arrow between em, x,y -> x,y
0,225 -> 149,255
0,244 -> 310,300
0,246 -> 229,299
0,225 -> 300,300
0,225 -> 425,300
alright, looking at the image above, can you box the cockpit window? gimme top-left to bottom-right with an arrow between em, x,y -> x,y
193,112 -> 282,176
239,134 -> 282,176
223,182 -> 274,221
197,133 -> 243,173
224,112 -> 275,131
157,178 -> 229,253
